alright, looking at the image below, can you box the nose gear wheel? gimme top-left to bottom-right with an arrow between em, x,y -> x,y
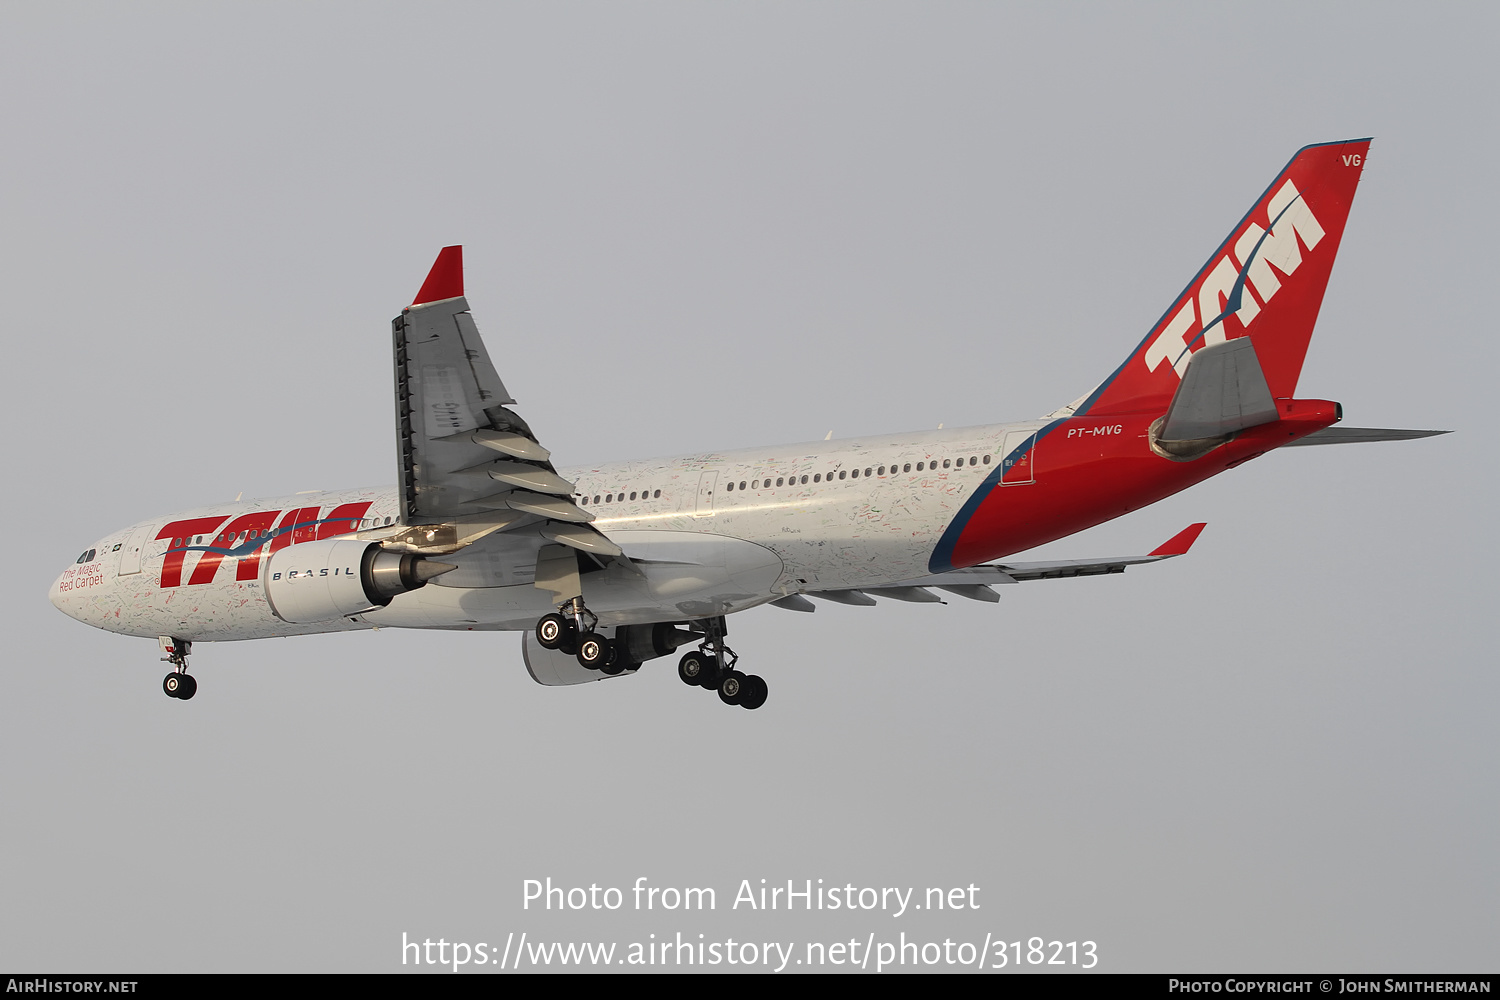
159,637 -> 197,701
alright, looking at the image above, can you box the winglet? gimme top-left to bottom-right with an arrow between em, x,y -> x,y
412,246 -> 464,305
1150,522 -> 1207,557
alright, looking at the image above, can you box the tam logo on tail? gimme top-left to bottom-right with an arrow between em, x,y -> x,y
1083,138 -> 1370,418
1144,179 -> 1326,378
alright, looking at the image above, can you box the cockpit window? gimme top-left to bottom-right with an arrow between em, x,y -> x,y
75,549 -> 96,564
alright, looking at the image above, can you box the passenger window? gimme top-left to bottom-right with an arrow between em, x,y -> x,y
903,463 -> 911,472
776,478 -> 784,487
942,460 -> 950,469
800,475 -> 808,484
839,470 -> 846,480
850,469 -> 859,479
813,474 -> 821,483
865,468 -> 872,477
878,466 -> 886,476
983,454 -> 991,464
629,492 -> 637,500
654,490 -> 661,498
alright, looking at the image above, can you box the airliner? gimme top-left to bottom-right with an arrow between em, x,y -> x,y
49,138 -> 1442,709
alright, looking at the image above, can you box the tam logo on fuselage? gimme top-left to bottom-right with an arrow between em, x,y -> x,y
1143,179 -> 1325,378
153,502 -> 373,588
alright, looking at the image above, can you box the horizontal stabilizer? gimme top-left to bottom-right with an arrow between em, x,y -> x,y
1282,426 -> 1451,446
1158,338 -> 1278,443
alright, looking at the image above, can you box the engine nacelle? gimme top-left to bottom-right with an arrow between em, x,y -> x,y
264,539 -> 451,623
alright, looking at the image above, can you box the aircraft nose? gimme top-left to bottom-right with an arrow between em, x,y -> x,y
49,568 -> 81,619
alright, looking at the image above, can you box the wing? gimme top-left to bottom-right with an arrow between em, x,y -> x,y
371,247 -> 621,590
783,523 -> 1207,608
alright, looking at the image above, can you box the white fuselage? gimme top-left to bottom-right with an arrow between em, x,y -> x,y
50,421 -> 1041,643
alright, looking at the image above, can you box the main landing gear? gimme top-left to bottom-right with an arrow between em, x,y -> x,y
534,607 -> 767,708
676,616 -> 767,711
159,636 -> 197,701
535,597 -> 639,676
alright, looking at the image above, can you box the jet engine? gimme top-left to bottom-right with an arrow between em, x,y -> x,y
264,539 -> 454,623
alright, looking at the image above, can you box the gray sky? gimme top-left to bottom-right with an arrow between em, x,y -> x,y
2,2 -> 1494,973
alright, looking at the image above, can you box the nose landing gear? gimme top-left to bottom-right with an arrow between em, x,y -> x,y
159,636 -> 197,701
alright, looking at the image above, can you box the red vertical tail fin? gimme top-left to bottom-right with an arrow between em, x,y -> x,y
1079,139 -> 1371,418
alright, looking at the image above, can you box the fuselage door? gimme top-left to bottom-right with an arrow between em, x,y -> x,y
696,471 -> 718,514
1000,430 -> 1037,485
117,524 -> 151,576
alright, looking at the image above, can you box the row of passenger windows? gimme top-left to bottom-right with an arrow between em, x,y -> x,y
724,455 -> 990,492
580,490 -> 662,506
574,455 -> 992,506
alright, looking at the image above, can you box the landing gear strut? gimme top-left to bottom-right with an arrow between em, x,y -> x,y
159,636 -> 197,701
675,616 -> 767,710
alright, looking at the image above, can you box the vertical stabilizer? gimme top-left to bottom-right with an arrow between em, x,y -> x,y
1080,139 -> 1371,418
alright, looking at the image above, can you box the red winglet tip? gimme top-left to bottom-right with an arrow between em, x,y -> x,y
411,245 -> 464,305
1150,522 -> 1208,557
